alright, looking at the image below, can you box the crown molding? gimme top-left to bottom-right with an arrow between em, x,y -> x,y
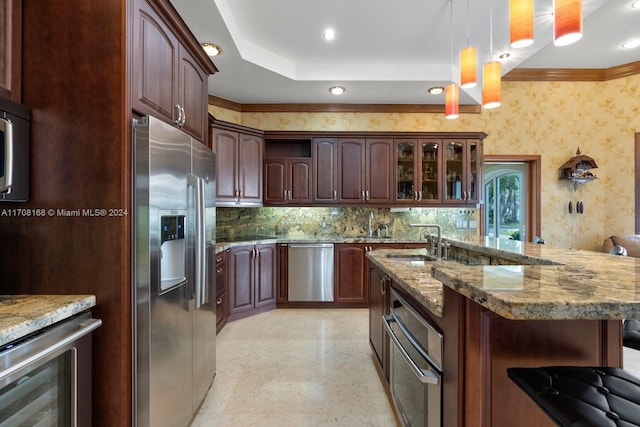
502,61 -> 640,82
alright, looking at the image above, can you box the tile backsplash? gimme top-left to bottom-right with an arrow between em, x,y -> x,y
216,207 -> 479,241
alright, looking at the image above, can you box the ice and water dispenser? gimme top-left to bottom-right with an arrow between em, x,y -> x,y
160,214 -> 186,291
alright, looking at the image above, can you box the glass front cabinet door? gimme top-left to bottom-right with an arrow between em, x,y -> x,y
394,139 -> 442,204
443,139 -> 482,204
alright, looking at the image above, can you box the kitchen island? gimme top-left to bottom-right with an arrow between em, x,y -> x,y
367,237 -> 638,426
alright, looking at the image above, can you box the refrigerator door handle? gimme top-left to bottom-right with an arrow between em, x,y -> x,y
188,174 -> 207,309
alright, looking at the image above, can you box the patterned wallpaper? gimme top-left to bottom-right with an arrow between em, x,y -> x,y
208,74 -> 640,251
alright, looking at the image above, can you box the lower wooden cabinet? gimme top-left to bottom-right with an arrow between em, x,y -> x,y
334,243 -> 402,307
368,262 -> 391,381
227,243 -> 276,322
214,249 -> 227,334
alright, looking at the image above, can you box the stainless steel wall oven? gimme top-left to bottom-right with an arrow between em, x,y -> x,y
0,312 -> 101,426
383,288 -> 443,427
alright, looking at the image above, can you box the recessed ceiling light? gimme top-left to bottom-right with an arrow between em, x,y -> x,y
622,39 -> 640,49
201,42 -> 221,56
631,0 -> 640,8
323,29 -> 335,40
427,86 -> 444,95
329,86 -> 345,95
498,52 -> 511,60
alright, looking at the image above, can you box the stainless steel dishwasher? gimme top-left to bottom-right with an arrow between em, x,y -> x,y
288,243 -> 334,301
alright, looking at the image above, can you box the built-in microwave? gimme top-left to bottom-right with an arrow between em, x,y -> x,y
0,97 -> 30,201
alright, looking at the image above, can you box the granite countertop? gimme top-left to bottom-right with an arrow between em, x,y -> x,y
0,295 -> 96,347
367,236 -> 640,321
214,235 -> 427,253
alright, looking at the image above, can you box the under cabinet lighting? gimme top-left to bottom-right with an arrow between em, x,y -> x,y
329,86 -> 345,95
428,86 -> 444,95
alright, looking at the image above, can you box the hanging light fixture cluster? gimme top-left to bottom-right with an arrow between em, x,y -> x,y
509,0 -> 583,48
444,0 -> 583,119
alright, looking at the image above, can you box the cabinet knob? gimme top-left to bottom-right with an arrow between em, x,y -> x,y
216,297 -> 223,305
216,267 -> 223,273
216,256 -> 223,263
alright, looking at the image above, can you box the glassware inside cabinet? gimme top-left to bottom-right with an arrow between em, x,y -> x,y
396,142 -> 415,200
421,141 -> 439,200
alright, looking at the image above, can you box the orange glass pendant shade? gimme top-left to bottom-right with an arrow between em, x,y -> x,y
509,0 -> 534,48
482,61 -> 501,109
460,46 -> 477,89
445,83 -> 459,119
554,0 -> 583,46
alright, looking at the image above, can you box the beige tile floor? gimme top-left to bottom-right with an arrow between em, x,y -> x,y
192,308 -> 400,427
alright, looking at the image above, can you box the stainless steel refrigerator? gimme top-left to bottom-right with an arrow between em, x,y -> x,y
132,116 -> 216,427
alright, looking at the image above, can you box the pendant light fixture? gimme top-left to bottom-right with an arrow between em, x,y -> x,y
509,0 -> 534,48
483,0 -> 501,109
446,0 -> 459,119
460,0 -> 477,88
554,0 -> 583,46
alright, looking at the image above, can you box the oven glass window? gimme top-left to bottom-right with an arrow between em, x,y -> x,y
0,349 -> 73,426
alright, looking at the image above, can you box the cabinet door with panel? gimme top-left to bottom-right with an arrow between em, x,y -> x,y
227,246 -> 254,316
227,244 -> 276,322
335,243 -> 402,306
365,139 -> 393,203
337,138 -> 393,204
211,125 -> 263,206
131,0 -> 178,125
254,244 -> 276,307
176,45 -> 207,140
264,158 -> 311,204
238,133 -> 264,204
0,0 -> 21,102
337,139 -> 366,203
369,262 -> 391,381
312,138 -> 338,203
131,0 -> 209,140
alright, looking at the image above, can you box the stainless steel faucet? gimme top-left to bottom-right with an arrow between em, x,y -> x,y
368,212 -> 374,237
409,223 -> 442,258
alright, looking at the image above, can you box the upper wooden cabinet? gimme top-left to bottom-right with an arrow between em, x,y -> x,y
337,138 -> 393,204
132,0 -> 211,141
442,139 -> 482,204
0,0 -> 21,102
211,120 -> 264,206
394,139 -> 443,204
312,138 -> 338,203
264,158 -> 311,205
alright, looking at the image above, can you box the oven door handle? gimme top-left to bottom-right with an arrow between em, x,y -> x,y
383,314 -> 440,385
0,318 -> 102,381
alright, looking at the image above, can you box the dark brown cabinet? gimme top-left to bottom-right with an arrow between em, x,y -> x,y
368,262 -> 391,381
211,123 -> 264,206
264,158 -> 311,204
443,139 -> 482,204
214,249 -> 227,334
0,0 -> 21,102
394,139 -> 443,204
337,138 -> 393,204
131,0 -> 209,140
334,243 -> 402,306
312,138 -> 338,203
227,244 -> 276,321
